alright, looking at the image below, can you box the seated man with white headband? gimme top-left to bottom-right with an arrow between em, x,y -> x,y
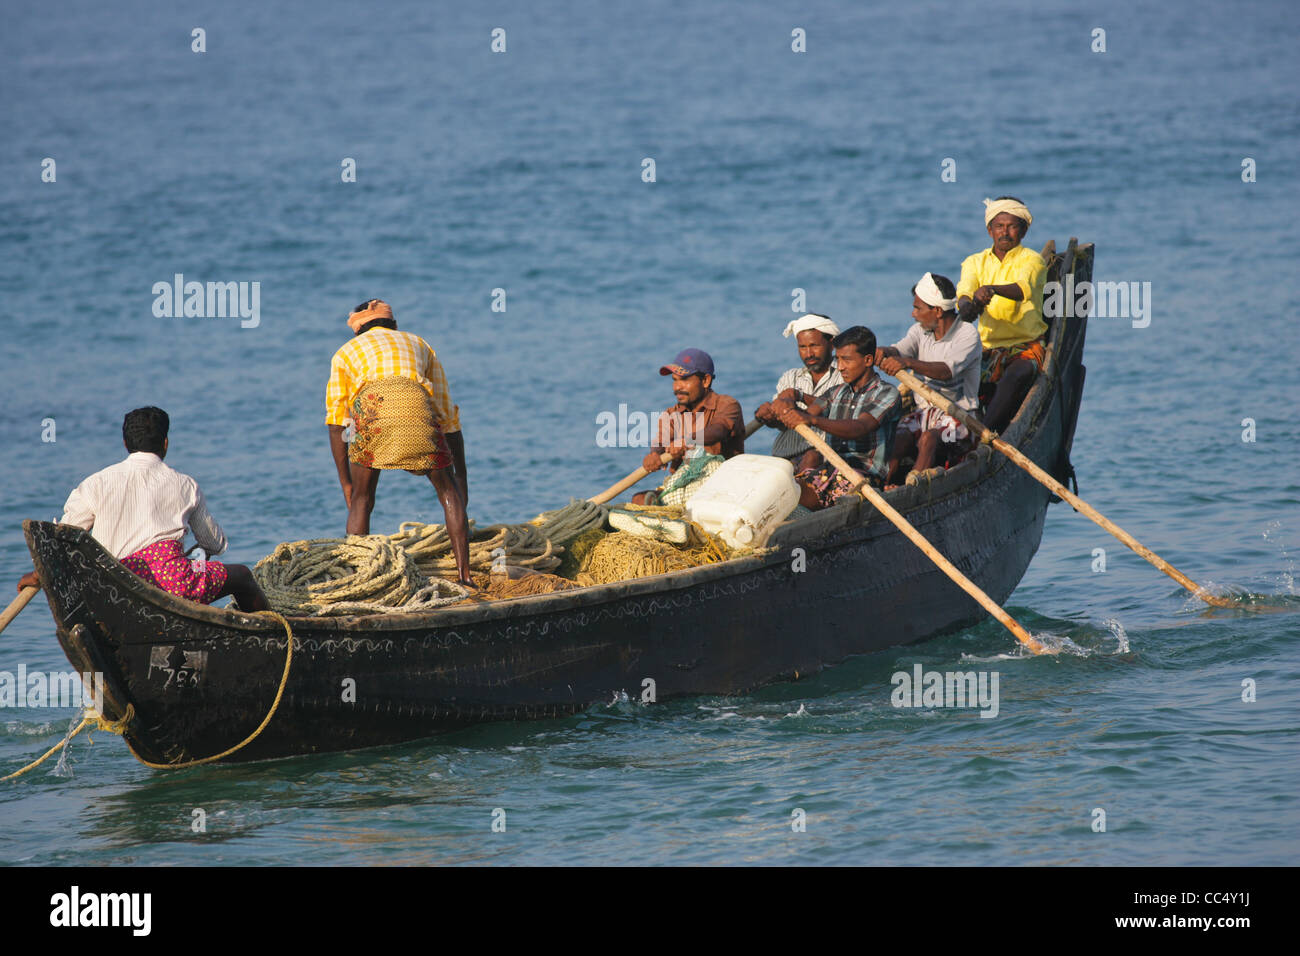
773,326 -> 900,511
754,313 -> 845,463
955,196 -> 1048,433
876,273 -> 982,488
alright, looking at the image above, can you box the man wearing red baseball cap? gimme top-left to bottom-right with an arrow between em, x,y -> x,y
633,348 -> 745,504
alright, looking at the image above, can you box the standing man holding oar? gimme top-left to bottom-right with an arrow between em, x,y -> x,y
325,299 -> 473,587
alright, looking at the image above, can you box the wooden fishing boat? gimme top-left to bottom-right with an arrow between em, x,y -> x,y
24,240 -> 1093,766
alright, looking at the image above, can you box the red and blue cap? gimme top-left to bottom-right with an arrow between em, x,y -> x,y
659,348 -> 715,378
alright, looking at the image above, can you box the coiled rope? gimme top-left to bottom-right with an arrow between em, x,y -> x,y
255,535 -> 470,616
3,610 -> 295,779
254,499 -> 607,616
392,521 -> 560,577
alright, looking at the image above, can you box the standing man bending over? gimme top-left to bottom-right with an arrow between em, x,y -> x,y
325,298 -> 472,586
956,196 -> 1048,432
16,407 -> 270,612
877,272 -> 982,488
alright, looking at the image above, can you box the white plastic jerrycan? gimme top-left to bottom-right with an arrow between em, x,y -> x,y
685,454 -> 801,549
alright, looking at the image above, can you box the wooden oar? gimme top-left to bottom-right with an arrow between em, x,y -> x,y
793,423 -> 1048,654
890,367 -> 1237,609
0,586 -> 41,637
589,418 -> 763,505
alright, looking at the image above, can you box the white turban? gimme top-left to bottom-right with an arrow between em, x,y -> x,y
983,197 -> 1032,227
783,314 -> 840,339
914,273 -> 956,311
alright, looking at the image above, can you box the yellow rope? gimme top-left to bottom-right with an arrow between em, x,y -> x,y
2,611 -> 295,779
0,707 -> 133,782
132,610 -> 294,769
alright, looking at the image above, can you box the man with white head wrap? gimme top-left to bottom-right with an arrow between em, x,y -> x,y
754,313 -> 845,462
876,273 -> 982,487
955,196 -> 1049,433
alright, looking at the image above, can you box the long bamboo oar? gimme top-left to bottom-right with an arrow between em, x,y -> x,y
890,367 -> 1237,609
589,418 -> 762,505
0,586 -> 41,636
793,423 -> 1048,654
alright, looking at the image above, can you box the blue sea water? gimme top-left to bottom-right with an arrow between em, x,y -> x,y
0,0 -> 1297,865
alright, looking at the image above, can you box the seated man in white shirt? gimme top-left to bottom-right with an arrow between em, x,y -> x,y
17,407 -> 270,611
754,313 -> 845,463
875,273 -> 983,489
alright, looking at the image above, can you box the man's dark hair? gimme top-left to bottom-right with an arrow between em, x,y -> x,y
911,274 -> 958,315
123,406 -> 169,455
832,325 -> 877,357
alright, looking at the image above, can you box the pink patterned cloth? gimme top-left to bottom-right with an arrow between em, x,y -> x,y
121,539 -> 228,605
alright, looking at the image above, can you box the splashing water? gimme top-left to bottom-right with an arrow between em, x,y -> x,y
50,713 -> 84,778
1178,581 -> 1300,613
963,623 -> 1124,661
1103,618 -> 1130,653
1262,520 -> 1296,596
1027,633 -> 1089,657
960,634 -> 1086,660
1171,522 -> 1300,609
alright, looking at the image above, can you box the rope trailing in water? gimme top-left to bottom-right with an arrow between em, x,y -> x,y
1,707 -> 134,782
3,610 -> 295,778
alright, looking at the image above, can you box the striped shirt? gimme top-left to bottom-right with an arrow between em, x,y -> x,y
60,452 -> 227,559
769,365 -> 845,460
325,327 -> 461,430
820,375 -> 901,481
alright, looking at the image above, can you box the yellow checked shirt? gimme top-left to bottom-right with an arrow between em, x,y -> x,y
325,327 -> 461,431
956,244 -> 1048,349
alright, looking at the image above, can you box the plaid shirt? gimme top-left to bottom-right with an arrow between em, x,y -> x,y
325,327 -> 460,430
819,374 -> 901,480
770,365 -> 845,460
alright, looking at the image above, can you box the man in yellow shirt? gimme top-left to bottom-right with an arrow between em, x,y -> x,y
325,299 -> 471,586
955,196 -> 1048,432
